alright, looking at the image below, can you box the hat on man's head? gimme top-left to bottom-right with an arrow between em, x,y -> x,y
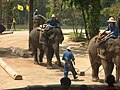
67,46 -> 71,50
107,17 -> 116,23
51,14 -> 56,18
35,9 -> 38,12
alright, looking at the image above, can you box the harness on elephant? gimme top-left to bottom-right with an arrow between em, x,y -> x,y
95,30 -> 109,44
37,24 -> 49,45
97,47 -> 107,59
37,24 -> 61,44
95,35 -> 107,59
95,32 -> 108,59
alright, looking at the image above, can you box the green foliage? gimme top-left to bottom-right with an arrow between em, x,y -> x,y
33,0 -> 47,17
88,0 -> 100,39
2,0 -> 28,25
62,0 -> 101,39
101,3 -> 120,17
46,0 -> 54,19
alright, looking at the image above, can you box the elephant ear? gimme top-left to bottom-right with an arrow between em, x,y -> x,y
97,41 -> 106,49
45,29 -> 56,40
106,38 -> 120,53
100,38 -> 114,48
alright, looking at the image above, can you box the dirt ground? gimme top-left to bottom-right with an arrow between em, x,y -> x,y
0,31 -> 119,89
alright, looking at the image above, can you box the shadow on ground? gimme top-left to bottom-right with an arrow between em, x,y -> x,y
8,84 -> 120,90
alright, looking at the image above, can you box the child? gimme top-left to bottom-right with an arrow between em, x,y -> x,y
104,75 -> 119,90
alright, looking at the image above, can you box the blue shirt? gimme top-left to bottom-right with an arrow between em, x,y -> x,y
62,50 -> 75,63
106,24 -> 119,36
33,11 -> 38,17
45,19 -> 60,26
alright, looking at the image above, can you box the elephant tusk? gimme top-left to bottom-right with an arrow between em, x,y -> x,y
98,54 -> 107,59
39,41 -> 47,46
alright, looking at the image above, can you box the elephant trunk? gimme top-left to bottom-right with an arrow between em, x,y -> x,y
59,34 -> 64,44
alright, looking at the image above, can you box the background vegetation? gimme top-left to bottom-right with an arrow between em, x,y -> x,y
1,0 -> 120,40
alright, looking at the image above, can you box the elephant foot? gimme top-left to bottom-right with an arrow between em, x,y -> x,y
58,63 -> 61,67
92,77 -> 99,82
39,59 -> 43,63
47,65 -> 53,69
34,61 -> 39,65
115,79 -> 119,83
55,61 -> 61,67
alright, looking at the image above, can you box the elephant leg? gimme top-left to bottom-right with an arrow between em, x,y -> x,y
39,49 -> 44,63
54,51 -> 61,67
46,47 -> 53,69
49,48 -> 54,65
115,55 -> 120,82
89,52 -> 100,82
91,62 -> 101,82
33,48 -> 39,64
101,59 -> 110,82
53,44 -> 61,67
116,66 -> 120,83
108,61 -> 114,75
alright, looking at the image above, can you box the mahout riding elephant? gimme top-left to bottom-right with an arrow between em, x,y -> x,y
88,36 -> 120,82
29,27 -> 64,69
33,14 -> 46,28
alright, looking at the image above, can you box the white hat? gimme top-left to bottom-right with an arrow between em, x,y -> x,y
51,14 -> 56,18
107,17 -> 116,23
67,46 -> 71,50
35,9 -> 38,11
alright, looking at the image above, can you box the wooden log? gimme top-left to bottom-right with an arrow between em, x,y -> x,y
0,58 -> 22,80
11,47 -> 32,58
0,31 -> 13,35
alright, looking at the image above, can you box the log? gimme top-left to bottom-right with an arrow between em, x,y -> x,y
11,47 -> 32,58
0,31 -> 13,35
0,58 -> 22,80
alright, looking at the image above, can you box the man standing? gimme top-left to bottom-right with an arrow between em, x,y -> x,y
62,46 -> 78,79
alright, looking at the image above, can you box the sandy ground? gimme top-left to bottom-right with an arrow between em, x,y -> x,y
0,30 -> 119,89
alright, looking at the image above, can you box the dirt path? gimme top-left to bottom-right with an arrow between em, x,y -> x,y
0,31 -> 118,89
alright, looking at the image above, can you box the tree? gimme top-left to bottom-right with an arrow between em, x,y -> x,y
62,0 -> 101,39
101,2 -> 120,18
33,0 -> 47,17
88,0 -> 100,39
0,0 -> 2,23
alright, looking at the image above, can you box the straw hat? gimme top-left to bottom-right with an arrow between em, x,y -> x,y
51,14 -> 56,18
107,17 -> 116,23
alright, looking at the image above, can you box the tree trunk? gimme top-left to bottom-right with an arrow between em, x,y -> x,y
79,0 -> 89,40
28,0 -> 33,50
0,0 -> 2,23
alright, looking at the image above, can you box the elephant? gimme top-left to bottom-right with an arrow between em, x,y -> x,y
88,36 -> 120,82
117,16 -> 120,32
33,14 -> 46,28
29,26 -> 64,69
0,24 -> 6,33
